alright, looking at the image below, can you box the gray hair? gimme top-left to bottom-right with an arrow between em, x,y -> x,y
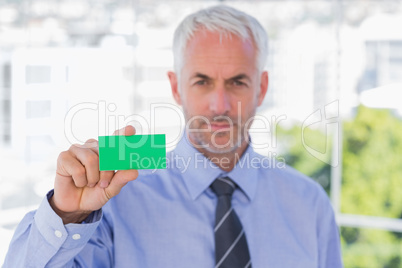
173,5 -> 268,76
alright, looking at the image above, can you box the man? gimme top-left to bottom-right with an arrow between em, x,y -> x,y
4,5 -> 343,267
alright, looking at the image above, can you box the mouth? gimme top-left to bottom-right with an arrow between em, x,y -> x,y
210,122 -> 232,131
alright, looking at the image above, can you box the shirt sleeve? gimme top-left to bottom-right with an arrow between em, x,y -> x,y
316,191 -> 344,268
3,190 -> 112,268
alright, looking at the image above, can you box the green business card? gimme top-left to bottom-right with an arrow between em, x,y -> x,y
98,134 -> 166,171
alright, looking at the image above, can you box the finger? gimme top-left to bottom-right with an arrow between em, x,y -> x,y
99,170 -> 114,188
113,125 -> 136,136
74,138 -> 99,152
82,139 -> 105,187
84,139 -> 113,188
100,126 -> 136,190
57,151 -> 88,188
69,144 -> 100,187
85,138 -> 99,155
104,169 -> 139,200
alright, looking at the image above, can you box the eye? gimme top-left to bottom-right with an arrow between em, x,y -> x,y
194,80 -> 207,86
233,80 -> 246,87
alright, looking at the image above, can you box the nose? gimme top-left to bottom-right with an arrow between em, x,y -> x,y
209,86 -> 231,115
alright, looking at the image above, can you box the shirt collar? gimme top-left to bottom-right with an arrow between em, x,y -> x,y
172,133 -> 258,201
225,144 -> 259,201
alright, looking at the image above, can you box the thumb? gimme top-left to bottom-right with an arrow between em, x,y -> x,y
104,169 -> 138,200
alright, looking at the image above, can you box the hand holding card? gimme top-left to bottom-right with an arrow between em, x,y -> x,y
49,126 -> 140,224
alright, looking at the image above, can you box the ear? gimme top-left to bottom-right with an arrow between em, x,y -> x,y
257,71 -> 268,106
168,71 -> 182,105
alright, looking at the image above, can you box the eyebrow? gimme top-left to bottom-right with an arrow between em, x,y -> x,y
191,73 -> 211,80
229,74 -> 252,83
190,73 -> 252,82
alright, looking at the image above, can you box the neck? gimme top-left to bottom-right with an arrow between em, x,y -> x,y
194,139 -> 249,172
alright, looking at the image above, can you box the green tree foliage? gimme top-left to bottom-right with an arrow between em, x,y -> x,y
276,121 -> 332,193
277,106 -> 402,267
341,106 -> 402,267
342,106 -> 402,218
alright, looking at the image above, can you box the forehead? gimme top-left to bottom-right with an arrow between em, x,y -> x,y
182,29 -> 257,73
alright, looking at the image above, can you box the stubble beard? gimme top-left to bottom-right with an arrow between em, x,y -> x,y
183,107 -> 248,155
190,127 -> 244,154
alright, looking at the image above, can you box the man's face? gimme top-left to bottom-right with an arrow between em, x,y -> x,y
169,29 -> 268,154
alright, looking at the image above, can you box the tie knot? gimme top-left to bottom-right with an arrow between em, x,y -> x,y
210,177 -> 236,197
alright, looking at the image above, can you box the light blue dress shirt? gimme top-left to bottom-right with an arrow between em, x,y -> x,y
3,135 -> 343,267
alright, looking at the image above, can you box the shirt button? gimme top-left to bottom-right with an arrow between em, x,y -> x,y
54,230 -> 63,238
72,234 -> 81,240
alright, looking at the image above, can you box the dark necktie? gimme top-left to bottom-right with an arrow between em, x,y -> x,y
210,177 -> 251,268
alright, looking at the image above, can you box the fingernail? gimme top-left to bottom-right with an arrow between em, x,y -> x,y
100,181 -> 109,188
88,183 -> 96,188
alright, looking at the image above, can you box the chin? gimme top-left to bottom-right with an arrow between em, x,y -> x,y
204,145 -> 239,154
205,137 -> 243,154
